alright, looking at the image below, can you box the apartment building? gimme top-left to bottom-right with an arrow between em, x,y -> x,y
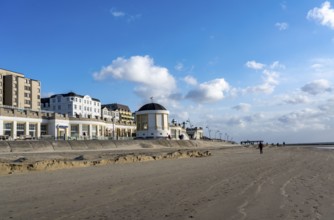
41,92 -> 101,119
0,68 -> 41,110
102,103 -> 134,123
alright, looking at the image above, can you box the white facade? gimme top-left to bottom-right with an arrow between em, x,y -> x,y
42,93 -> 101,119
101,106 -> 120,122
136,108 -> 170,139
0,106 -> 136,140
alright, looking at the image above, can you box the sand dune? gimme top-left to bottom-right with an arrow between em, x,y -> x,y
1,146 -> 334,219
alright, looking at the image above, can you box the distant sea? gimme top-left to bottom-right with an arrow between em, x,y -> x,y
286,142 -> 334,150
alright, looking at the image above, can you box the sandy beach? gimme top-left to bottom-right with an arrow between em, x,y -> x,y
1,145 -> 334,220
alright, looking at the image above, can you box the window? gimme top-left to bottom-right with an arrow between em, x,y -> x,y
137,114 -> 148,130
156,114 -> 162,129
29,124 -> 36,137
92,125 -> 97,137
68,104 -> 71,109
57,96 -> 61,102
41,124 -> 48,135
74,104 -> 77,110
3,122 -> 12,136
82,125 -> 89,136
58,105 -> 61,110
17,123 -> 25,137
70,125 -> 79,137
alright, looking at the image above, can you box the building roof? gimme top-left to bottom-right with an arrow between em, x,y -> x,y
0,68 -> 24,77
102,103 -> 131,112
49,92 -> 100,102
41,98 -> 50,104
138,103 -> 167,111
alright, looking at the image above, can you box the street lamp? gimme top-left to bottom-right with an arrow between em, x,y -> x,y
206,126 -> 211,139
186,119 -> 193,128
215,130 -> 220,139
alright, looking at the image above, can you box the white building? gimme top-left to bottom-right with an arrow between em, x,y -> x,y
135,103 -> 170,139
0,105 -> 136,140
101,105 -> 120,122
41,92 -> 101,119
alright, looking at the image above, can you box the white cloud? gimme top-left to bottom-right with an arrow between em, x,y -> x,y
275,22 -> 289,31
183,75 -> 197,86
93,55 -> 176,99
280,2 -> 287,10
186,78 -> 230,103
175,62 -> 184,71
301,79 -> 332,95
280,94 -> 310,105
244,69 -> 280,94
127,14 -> 142,22
233,103 -> 251,112
307,1 -> 334,29
270,61 -> 285,70
110,8 -> 125,17
311,63 -> 323,70
318,98 -> 334,114
110,8 -> 141,22
246,60 -> 265,70
277,108 -> 327,131
310,58 -> 334,78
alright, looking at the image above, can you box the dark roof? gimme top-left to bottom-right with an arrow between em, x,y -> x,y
102,103 -> 131,112
138,103 -> 166,111
41,98 -> 50,104
49,92 -> 100,102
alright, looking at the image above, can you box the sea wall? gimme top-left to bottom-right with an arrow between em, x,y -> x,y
0,139 -> 229,153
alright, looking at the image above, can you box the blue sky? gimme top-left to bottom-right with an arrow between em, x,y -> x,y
1,0 -> 334,143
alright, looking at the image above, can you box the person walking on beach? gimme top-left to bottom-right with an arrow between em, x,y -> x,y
259,141 -> 264,154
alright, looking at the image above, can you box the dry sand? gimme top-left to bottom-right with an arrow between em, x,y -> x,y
1,146 -> 334,220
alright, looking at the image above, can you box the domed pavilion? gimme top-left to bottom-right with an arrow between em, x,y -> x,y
135,103 -> 170,139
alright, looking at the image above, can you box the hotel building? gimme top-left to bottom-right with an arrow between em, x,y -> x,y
41,92 -> 101,119
102,103 -> 134,123
0,68 -> 41,110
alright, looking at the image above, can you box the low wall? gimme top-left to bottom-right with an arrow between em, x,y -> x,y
0,139 -> 231,153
